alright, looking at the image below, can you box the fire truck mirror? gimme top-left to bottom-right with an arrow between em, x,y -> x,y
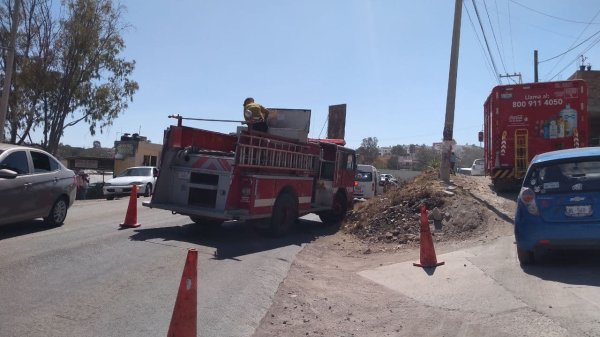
478,131 -> 483,143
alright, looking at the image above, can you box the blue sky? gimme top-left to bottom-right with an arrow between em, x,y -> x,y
60,0 -> 600,150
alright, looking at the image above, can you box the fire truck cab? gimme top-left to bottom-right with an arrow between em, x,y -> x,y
144,111 -> 356,236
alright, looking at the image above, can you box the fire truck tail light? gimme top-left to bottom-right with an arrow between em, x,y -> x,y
354,181 -> 358,187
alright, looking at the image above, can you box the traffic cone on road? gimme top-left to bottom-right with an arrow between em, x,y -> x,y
167,249 -> 198,337
119,185 -> 141,228
413,205 -> 444,268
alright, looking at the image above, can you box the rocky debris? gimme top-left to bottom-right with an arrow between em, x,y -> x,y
342,170 -> 490,245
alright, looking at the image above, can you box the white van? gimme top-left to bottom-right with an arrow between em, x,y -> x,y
354,164 -> 379,199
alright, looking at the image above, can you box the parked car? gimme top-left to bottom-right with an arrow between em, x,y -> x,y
470,159 -> 485,176
0,143 -> 77,226
379,173 -> 398,186
515,147 -> 600,265
103,166 -> 158,200
354,164 -> 379,199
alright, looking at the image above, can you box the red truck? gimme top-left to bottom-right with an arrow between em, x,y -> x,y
143,110 -> 356,236
481,80 -> 588,191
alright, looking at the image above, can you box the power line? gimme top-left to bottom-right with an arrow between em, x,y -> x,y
464,1 -> 497,82
483,0 -> 508,75
510,0 -> 600,25
471,0 -> 501,83
539,28 -> 600,63
507,0 -> 517,71
549,34 -> 600,81
543,7 -> 600,79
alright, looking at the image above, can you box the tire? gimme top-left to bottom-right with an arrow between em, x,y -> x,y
319,192 -> 348,225
144,183 -> 152,197
517,246 -> 534,265
106,195 -> 114,200
44,197 -> 68,227
269,193 -> 298,237
189,216 -> 223,227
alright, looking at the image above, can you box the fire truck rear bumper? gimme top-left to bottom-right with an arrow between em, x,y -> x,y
142,201 -> 250,220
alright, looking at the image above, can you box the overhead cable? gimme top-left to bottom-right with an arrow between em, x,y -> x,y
483,0 -> 508,74
471,0 -> 500,83
510,0 -> 600,25
463,1 -> 498,82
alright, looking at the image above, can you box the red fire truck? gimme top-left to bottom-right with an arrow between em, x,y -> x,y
143,112 -> 356,236
481,79 -> 588,190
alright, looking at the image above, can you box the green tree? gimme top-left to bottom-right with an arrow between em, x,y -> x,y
456,145 -> 484,169
356,137 -> 379,164
390,144 -> 407,156
1,0 -> 138,154
387,155 -> 400,169
414,145 -> 439,171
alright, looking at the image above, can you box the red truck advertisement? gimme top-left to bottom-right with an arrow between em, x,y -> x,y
483,79 -> 588,190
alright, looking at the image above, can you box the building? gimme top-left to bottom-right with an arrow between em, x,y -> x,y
113,133 -> 162,175
380,146 -> 392,156
568,68 -> 600,145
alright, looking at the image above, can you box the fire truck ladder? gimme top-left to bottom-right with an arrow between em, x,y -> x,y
237,134 -> 318,173
514,129 -> 528,179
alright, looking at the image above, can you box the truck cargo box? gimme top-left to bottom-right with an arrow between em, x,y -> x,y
483,80 -> 588,190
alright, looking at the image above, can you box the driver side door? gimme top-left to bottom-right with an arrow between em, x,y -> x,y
0,150 -> 35,225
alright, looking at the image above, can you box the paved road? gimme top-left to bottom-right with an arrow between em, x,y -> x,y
0,197 -> 326,337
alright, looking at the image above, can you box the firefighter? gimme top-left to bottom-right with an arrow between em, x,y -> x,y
243,97 -> 270,132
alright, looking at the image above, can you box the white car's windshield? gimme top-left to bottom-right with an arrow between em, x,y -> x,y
118,167 -> 152,177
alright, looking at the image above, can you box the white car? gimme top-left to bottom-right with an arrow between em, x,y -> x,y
103,166 -> 158,200
470,159 -> 485,176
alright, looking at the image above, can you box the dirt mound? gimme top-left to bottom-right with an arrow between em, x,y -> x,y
342,170 -> 490,246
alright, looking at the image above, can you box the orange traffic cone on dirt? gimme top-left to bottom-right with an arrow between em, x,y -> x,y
167,249 -> 198,337
413,205 -> 444,268
119,184 -> 141,228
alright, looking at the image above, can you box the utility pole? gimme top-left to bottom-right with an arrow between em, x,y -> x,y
534,50 -> 538,83
440,0 -> 462,183
0,0 -> 21,142
499,73 -> 522,84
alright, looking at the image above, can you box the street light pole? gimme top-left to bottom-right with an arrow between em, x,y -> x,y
0,0 -> 21,143
440,0 -> 462,183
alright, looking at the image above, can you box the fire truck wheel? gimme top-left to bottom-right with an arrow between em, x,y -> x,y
189,216 -> 223,227
269,193 -> 298,237
318,192 -> 347,224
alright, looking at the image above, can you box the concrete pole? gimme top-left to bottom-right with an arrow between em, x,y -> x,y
440,0 -> 462,183
0,0 -> 21,143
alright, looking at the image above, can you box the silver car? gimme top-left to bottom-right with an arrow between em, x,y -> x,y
0,143 -> 77,226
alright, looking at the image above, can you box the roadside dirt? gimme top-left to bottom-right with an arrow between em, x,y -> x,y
252,172 -> 517,337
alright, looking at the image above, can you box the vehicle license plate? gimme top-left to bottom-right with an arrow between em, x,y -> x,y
115,188 -> 122,193
565,205 -> 592,217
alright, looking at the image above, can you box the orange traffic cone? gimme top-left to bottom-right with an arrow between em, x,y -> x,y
119,185 -> 141,228
167,249 -> 198,337
413,205 -> 444,268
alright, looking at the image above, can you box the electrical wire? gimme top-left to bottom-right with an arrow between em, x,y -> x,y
483,0 -> 509,75
464,1 -> 498,82
540,29 -> 600,63
549,34 -> 600,81
507,0 -> 517,71
510,0 -> 600,25
543,7 -> 600,79
471,0 -> 501,83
